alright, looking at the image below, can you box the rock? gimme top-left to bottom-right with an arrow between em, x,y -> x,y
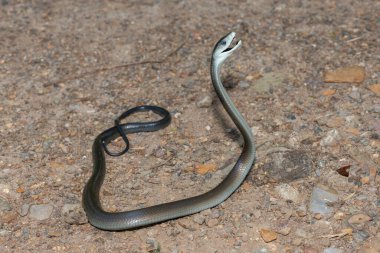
348,87 -> 361,101
353,230 -> 370,242
62,203 -> 87,225
257,150 -> 314,184
292,238 -> 302,246
178,219 -> 196,230
0,229 -> 11,237
361,176 -> 370,184
238,80 -> 250,89
296,204 -> 307,217
0,197 -> 11,211
260,229 -> 277,243
324,66 -> 365,83
206,218 -> 219,227
240,232 -> 249,242
323,248 -> 344,253
146,238 -> 160,252
348,213 -> 372,225
196,95 -> 213,108
274,184 -> 300,203
20,204 -> 30,217
277,227 -> 291,236
193,214 -> 205,225
368,84 -> 380,97
309,185 -> 339,215
29,204 -> 54,220
333,212 -> 345,220
200,209 -> 212,216
373,105 -> 380,113
211,209 -> 221,218
254,248 -> 268,253
320,129 -> 341,147
246,72 -> 263,81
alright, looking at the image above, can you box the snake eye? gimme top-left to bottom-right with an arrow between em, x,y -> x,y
221,40 -> 227,46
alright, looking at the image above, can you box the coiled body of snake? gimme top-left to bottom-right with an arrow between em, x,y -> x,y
82,32 -> 256,230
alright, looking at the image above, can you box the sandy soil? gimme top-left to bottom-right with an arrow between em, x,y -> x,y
0,0 -> 379,252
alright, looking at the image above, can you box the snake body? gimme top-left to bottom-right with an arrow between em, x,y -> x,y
83,32 -> 256,230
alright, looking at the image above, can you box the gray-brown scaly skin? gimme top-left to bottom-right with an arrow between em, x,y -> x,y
82,32 -> 256,230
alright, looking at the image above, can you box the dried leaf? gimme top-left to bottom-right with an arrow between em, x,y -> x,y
336,165 -> 350,177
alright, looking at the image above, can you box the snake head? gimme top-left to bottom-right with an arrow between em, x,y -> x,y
212,32 -> 242,63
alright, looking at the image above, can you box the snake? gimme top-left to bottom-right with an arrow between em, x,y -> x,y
82,32 -> 256,230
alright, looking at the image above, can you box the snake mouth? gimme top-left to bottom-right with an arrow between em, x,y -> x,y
221,32 -> 242,55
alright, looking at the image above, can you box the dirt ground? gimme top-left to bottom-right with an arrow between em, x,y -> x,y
0,0 -> 379,252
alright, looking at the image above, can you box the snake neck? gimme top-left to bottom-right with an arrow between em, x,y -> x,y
210,58 -> 254,148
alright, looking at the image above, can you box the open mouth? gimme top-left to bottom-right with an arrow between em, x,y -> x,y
222,35 -> 241,53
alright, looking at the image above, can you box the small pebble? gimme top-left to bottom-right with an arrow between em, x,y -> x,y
178,219 -> 195,230
206,218 -> 219,227
62,203 -> 87,225
211,209 -> 221,218
333,212 -> 345,220
277,227 -> 291,236
292,238 -> 302,246
0,197 -> 12,211
196,95 -> 213,108
320,129 -> 341,147
193,214 -> 205,225
20,204 -> 30,217
260,229 -> 277,243
0,229 -> 11,237
254,248 -> 268,253
275,183 -> 300,203
348,213 -> 372,225
309,185 -> 339,215
29,204 -> 54,220
349,87 -> 361,101
146,238 -> 160,252
353,230 -> 370,242
361,176 -> 370,184
296,205 -> 307,217
240,232 -> 249,242
238,80 -> 250,89
323,248 -> 344,253
200,209 -> 212,216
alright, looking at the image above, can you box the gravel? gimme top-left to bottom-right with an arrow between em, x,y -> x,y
0,0 -> 378,252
